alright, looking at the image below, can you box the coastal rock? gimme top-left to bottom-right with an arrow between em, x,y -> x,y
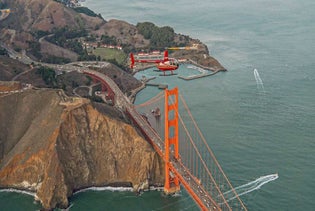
171,42 -> 227,72
0,89 -> 164,210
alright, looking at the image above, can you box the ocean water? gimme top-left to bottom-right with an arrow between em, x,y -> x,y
1,0 -> 315,210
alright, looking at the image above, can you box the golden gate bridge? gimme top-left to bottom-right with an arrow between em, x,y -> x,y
83,69 -> 247,210
135,88 -> 247,210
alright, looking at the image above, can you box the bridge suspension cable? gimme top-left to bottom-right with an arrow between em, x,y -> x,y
135,89 -> 247,210
177,93 -> 246,210
177,110 -> 227,209
135,91 -> 164,108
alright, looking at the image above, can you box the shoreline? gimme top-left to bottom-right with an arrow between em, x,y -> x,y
0,185 -> 164,200
0,188 -> 36,197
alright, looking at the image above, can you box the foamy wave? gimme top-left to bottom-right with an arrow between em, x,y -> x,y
149,186 -> 164,191
0,188 -> 36,197
74,186 -> 133,195
74,185 -> 165,195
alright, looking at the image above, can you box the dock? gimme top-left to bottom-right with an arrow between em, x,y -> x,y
178,70 -> 220,80
146,83 -> 168,89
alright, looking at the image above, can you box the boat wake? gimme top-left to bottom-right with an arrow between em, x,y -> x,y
222,173 -> 279,202
254,68 -> 265,92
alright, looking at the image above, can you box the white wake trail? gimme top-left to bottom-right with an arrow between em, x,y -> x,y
254,68 -> 265,92
222,173 -> 279,202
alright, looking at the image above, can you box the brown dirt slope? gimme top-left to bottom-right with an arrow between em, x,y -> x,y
0,81 -> 21,92
94,19 -> 149,49
0,0 -> 104,48
0,56 -> 31,81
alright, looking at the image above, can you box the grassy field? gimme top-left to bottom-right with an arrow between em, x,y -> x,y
91,48 -> 127,65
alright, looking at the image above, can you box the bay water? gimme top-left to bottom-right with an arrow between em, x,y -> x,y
1,0 -> 315,210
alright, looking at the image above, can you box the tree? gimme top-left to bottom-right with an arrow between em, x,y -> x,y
36,66 -> 57,87
100,35 -> 117,45
0,2 -> 7,9
136,22 -> 175,49
0,47 -> 8,56
27,41 -> 42,59
136,22 -> 156,39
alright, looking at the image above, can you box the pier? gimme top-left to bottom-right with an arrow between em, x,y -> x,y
146,83 -> 168,89
178,70 -> 220,80
178,64 -> 221,80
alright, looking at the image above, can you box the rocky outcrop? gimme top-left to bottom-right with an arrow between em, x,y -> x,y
0,81 -> 21,92
171,42 -> 226,72
0,89 -> 164,210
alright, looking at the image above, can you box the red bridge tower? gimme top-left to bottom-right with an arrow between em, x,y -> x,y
164,87 -> 180,194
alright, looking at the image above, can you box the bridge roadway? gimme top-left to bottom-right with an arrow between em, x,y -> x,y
0,42 -> 222,210
86,74 -> 221,210
124,100 -> 220,210
77,69 -> 220,210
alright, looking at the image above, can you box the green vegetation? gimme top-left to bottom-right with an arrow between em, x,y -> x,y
73,7 -> 99,17
136,22 -> 156,39
85,35 -> 97,42
64,39 -> 84,55
88,95 -> 103,103
45,27 -> 96,61
176,35 -> 191,47
136,22 -> 175,49
36,66 -> 57,87
0,47 -> 8,56
31,30 -> 50,39
42,55 -> 71,64
100,35 -> 117,45
13,46 -> 22,52
92,48 -> 127,64
121,45 -> 136,54
27,41 -> 42,59
47,27 -> 87,43
0,2 -> 7,9
78,53 -> 98,61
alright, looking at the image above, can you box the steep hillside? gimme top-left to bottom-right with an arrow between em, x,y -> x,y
0,0 -> 103,34
0,0 -> 104,60
93,19 -> 149,49
0,56 -> 31,80
0,0 -> 226,71
0,89 -> 164,209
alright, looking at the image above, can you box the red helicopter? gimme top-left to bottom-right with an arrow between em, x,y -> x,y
130,50 -> 179,75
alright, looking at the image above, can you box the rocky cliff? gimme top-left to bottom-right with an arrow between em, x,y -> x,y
0,89 -> 164,209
